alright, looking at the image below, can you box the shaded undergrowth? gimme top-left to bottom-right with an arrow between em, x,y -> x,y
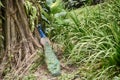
46,0 -> 120,79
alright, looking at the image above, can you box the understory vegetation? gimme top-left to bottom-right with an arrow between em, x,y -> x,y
44,0 -> 120,79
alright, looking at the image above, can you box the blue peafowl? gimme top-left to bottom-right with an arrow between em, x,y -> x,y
37,24 -> 61,76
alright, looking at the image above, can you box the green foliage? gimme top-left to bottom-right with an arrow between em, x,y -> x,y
46,0 -> 56,7
25,1 -> 37,32
50,0 -> 63,14
58,72 -> 76,80
0,1 -> 3,7
45,0 -> 120,79
113,74 -> 120,80
23,74 -> 37,80
40,0 -> 65,25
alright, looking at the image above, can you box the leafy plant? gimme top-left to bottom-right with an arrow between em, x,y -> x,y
46,0 -> 120,79
25,1 -> 37,32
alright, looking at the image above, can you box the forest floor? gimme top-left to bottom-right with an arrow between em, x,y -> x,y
33,60 -> 80,80
19,45 -> 80,80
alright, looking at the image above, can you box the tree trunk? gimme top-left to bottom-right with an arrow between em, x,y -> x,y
0,6 -> 3,53
0,0 -> 42,78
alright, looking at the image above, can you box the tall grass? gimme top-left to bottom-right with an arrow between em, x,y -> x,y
47,0 -> 120,79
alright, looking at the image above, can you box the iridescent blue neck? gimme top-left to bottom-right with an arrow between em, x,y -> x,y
38,24 -> 46,38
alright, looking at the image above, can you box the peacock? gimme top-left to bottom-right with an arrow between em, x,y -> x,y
37,24 -> 61,76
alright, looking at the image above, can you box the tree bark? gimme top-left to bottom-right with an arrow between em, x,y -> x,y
0,0 -> 42,78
